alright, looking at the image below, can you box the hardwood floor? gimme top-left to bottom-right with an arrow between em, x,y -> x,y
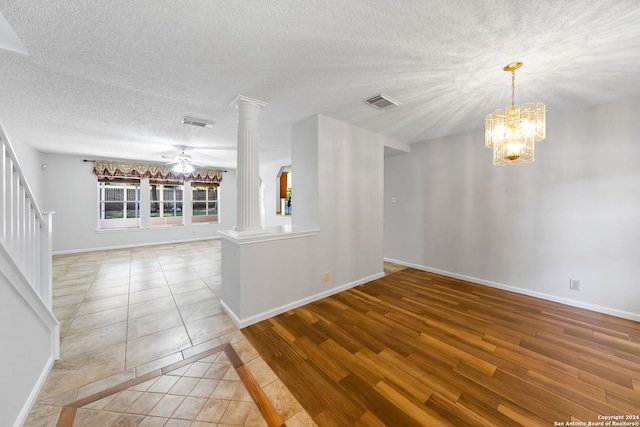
244,268 -> 640,426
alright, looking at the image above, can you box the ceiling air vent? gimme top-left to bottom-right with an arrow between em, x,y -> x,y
364,93 -> 401,111
182,117 -> 214,128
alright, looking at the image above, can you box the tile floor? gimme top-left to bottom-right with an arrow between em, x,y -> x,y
24,239 -> 315,427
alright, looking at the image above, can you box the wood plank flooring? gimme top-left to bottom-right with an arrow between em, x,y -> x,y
244,268 -> 640,426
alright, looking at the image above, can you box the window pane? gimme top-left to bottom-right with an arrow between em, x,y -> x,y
150,202 -> 160,217
162,185 -> 182,202
163,202 -> 182,217
193,188 -> 206,201
191,184 -> 218,221
150,185 -> 160,201
126,202 -> 140,218
193,202 -> 206,216
98,181 -> 141,229
104,202 -> 124,219
163,187 -> 173,201
106,186 -> 124,201
126,187 -> 139,202
207,187 -> 217,200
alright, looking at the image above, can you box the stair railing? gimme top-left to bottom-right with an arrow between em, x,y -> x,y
0,121 -> 54,310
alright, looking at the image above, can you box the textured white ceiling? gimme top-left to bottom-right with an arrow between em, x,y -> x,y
0,0 -> 639,168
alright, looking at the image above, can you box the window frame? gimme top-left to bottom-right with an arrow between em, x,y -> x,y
97,178 -> 141,230
149,180 -> 184,226
191,182 -> 219,224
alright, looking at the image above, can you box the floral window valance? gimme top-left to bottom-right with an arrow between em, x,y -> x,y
92,160 -> 223,183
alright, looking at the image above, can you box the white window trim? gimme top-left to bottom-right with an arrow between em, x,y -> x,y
150,181 -> 184,227
94,177 -> 223,232
191,182 -> 220,224
97,180 -> 142,230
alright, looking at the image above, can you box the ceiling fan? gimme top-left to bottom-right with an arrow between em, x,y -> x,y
162,146 -> 201,173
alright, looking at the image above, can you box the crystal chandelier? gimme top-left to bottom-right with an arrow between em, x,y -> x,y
485,62 -> 546,165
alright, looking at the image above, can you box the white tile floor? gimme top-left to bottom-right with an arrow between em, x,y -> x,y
25,239 -> 316,427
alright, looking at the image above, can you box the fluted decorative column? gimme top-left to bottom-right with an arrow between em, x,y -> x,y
232,95 -> 268,233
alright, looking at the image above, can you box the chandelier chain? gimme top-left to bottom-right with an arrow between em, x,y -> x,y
511,70 -> 515,106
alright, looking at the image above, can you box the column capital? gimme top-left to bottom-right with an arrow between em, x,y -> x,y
229,95 -> 268,109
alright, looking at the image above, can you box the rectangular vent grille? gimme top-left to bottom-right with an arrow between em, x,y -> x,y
182,117 -> 214,128
364,93 -> 400,111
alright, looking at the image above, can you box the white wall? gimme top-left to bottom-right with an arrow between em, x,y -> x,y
0,243 -> 57,427
41,153 -> 237,253
221,232 -> 323,325
289,113 -> 388,293
291,115 -> 319,229
384,97 -> 640,320
314,114 -> 386,285
221,114 -> 389,325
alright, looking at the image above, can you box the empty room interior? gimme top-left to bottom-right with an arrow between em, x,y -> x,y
1,1 -> 640,426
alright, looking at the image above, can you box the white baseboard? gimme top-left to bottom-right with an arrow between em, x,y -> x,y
14,355 -> 55,427
384,258 -> 640,323
222,272 -> 385,328
53,235 -> 222,255
220,299 -> 243,327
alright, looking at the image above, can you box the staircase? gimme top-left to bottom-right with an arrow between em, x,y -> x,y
0,121 -> 58,427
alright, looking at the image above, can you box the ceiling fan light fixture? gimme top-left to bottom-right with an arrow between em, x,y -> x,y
172,160 -> 195,174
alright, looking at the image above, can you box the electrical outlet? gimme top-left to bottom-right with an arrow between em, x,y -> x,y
324,271 -> 331,282
569,279 -> 580,291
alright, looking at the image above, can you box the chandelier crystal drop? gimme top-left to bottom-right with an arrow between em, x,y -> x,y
485,62 -> 546,165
